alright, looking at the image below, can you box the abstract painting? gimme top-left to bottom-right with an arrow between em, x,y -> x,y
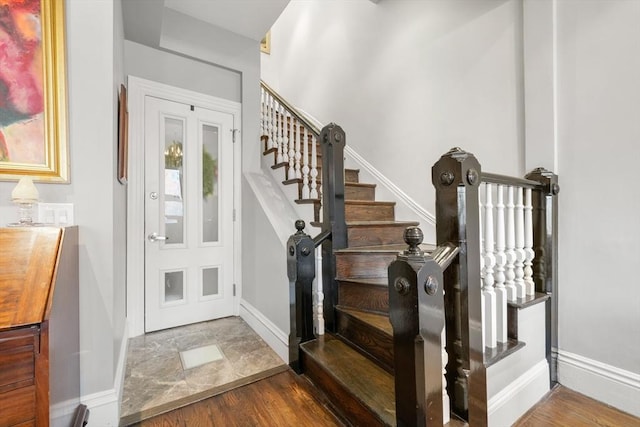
0,0 -> 68,182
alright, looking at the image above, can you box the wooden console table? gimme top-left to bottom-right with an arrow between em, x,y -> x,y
0,227 -> 82,427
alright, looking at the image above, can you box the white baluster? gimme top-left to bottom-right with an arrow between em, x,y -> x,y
301,127 -> 311,199
482,183 -> 497,349
313,246 -> 325,335
524,188 -> 535,296
505,185 -> 517,301
266,93 -> 274,149
294,119 -> 302,179
275,100 -> 284,164
281,106 -> 290,165
514,187 -> 526,299
494,185 -> 508,343
310,134 -> 319,199
269,94 -> 276,150
260,88 -> 265,138
479,189 -> 486,350
287,117 -> 295,179
442,325 -> 450,424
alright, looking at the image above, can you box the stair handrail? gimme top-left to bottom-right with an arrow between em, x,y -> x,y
285,122 -> 349,370
261,80 -> 321,136
261,81 -> 322,199
431,147 -> 559,426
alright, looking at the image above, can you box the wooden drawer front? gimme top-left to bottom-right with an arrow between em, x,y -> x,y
0,335 -> 35,391
0,385 -> 35,427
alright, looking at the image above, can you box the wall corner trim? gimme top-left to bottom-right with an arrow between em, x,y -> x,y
240,299 -> 289,363
78,322 -> 130,426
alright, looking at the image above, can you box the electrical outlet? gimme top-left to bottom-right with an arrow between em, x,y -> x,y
38,203 -> 74,226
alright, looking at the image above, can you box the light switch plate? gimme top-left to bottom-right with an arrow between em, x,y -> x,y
38,203 -> 74,226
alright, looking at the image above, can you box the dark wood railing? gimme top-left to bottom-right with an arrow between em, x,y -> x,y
429,147 -> 559,425
288,138 -> 559,425
287,123 -> 347,370
388,227 -> 459,426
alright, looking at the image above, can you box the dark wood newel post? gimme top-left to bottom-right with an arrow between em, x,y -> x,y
432,147 -> 486,426
389,227 -> 454,427
287,220 -> 316,373
320,123 -> 347,332
525,167 -> 559,383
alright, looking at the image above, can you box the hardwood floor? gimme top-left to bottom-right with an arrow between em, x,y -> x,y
128,370 -> 343,427
513,385 -> 640,427
128,370 -> 640,427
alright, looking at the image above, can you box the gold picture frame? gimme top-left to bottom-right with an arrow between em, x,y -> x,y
117,84 -> 128,185
0,0 -> 69,182
260,31 -> 271,54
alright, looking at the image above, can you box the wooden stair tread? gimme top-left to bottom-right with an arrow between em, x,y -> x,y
346,220 -> 419,227
284,179 -> 374,189
336,243 -> 435,253
336,306 -> 392,335
301,335 -> 395,425
310,220 -> 419,229
338,277 -> 388,286
295,198 -> 320,205
345,200 -> 395,206
299,199 -> 395,207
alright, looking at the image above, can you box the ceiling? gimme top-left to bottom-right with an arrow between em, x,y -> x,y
122,0 -> 289,49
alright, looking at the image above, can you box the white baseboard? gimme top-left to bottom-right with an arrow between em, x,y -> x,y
240,299 -> 289,364
488,359 -> 550,426
80,322 -> 130,426
50,397 -> 81,427
557,349 -> 640,417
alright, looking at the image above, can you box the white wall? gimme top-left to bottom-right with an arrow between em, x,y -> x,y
261,0 -> 525,217
66,0 -> 126,404
158,8 -> 262,173
1,0 -> 124,411
124,41 -> 241,103
112,0 -> 128,406
554,0 -> 640,414
241,179 -> 290,334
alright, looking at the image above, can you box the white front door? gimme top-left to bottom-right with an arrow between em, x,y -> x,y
144,95 -> 235,332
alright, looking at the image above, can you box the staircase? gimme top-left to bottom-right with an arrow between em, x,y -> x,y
260,82 -> 559,427
261,121 -> 434,425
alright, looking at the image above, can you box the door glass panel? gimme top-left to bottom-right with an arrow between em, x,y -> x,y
202,124 -> 219,243
164,117 -> 185,244
202,267 -> 219,297
164,271 -> 184,303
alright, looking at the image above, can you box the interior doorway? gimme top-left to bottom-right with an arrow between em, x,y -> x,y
126,76 -> 242,337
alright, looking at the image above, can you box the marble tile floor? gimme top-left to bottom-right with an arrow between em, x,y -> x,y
119,316 -> 286,426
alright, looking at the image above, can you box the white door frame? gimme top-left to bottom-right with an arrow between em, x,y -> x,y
126,76 -> 242,337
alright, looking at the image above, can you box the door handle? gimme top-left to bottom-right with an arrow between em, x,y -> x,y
148,232 -> 168,242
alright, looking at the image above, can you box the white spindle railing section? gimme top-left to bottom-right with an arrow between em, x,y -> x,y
479,180 -> 537,348
505,186 -> 517,301
524,188 -> 535,296
442,326 -> 450,424
293,119 -> 302,180
481,183 -> 497,349
494,185 -> 508,343
314,246 -> 325,335
260,82 -> 321,201
260,89 -> 266,137
514,187 -> 526,298
301,127 -> 311,199
310,134 -> 319,199
281,105 -> 290,166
